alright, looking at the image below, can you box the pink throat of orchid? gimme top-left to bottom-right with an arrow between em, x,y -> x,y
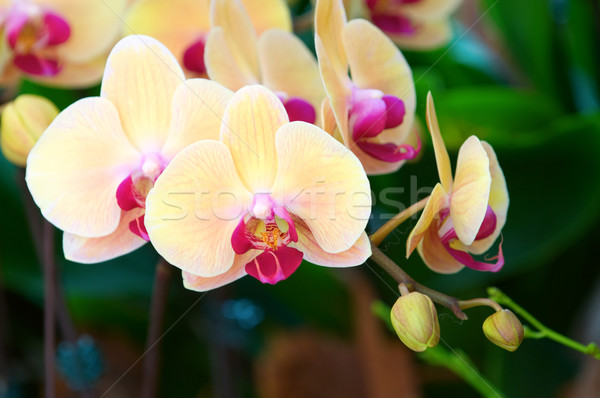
231,194 -> 303,285
182,36 -> 207,75
277,94 -> 316,124
349,88 -> 420,162
4,5 -> 71,76
438,206 -> 504,272
116,155 -> 165,241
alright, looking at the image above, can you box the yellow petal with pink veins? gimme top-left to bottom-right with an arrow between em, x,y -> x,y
220,85 -> 288,193
295,219 -> 371,266
406,182 -> 448,257
401,0 -> 462,22
56,0 -> 127,63
387,19 -> 453,50
417,222 -> 464,274
101,35 -> 184,154
258,29 -> 325,114
161,79 -> 233,160
63,208 -> 146,264
315,0 -> 349,78
182,250 -> 258,292
241,0 -> 291,33
125,0 -> 210,64
315,35 -> 351,145
26,97 -> 140,237
426,93 -> 453,191
450,135 -> 491,246
463,141 -> 508,255
343,19 -> 416,141
271,121 -> 370,254
205,27 -> 259,90
210,0 -> 260,81
145,140 -> 252,276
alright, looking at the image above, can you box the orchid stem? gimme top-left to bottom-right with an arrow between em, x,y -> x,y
141,258 -> 172,398
369,196 -> 429,247
43,221 -> 56,398
487,287 -> 600,360
459,298 -> 503,312
369,243 -> 468,320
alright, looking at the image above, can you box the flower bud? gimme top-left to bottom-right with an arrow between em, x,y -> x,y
1,94 -> 59,167
483,309 -> 524,352
390,292 -> 440,352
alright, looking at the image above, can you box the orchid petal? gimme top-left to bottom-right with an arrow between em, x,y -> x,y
401,0 -> 462,22
125,0 -> 210,69
406,183 -> 447,256
26,97 -> 140,237
30,55 -> 106,88
100,35 -> 184,153
450,136 -> 491,246
295,218 -> 371,267
204,27 -> 259,90
314,0 -> 348,77
258,29 -> 325,115
271,121 -> 371,253
63,208 -> 146,264
210,0 -> 260,82
241,0 -> 291,33
161,79 -> 233,160
417,221 -> 464,274
220,85 -> 288,192
182,250 -> 258,291
57,0 -> 127,63
466,142 -> 509,254
145,140 -> 251,276
426,92 -> 453,190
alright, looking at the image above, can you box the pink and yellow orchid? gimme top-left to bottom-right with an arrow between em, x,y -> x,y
204,0 -> 324,124
0,0 -> 127,87
406,93 -> 508,273
125,0 -> 291,78
315,0 -> 419,175
144,85 -> 371,290
355,0 -> 462,50
26,35 -> 232,263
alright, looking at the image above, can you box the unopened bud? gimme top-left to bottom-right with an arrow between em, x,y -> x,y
483,309 -> 524,352
390,292 -> 440,352
1,94 -> 59,167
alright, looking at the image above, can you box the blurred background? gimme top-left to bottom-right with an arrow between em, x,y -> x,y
1,0 -> 600,396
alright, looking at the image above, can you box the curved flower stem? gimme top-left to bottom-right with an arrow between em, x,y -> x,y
488,287 -> 600,360
459,298 -> 503,312
369,243 -> 468,320
43,221 -> 56,398
369,196 -> 429,247
141,259 -> 172,398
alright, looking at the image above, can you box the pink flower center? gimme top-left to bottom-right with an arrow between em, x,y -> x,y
367,0 -> 421,35
277,93 -> 317,124
231,194 -> 303,285
116,155 -> 165,241
3,3 -> 71,76
437,206 -> 504,272
182,36 -> 206,75
348,87 -> 420,162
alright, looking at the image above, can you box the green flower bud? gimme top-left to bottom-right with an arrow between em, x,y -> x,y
483,309 -> 524,352
390,292 -> 440,352
1,94 -> 59,167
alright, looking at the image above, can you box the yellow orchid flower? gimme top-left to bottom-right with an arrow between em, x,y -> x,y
315,0 -> 419,175
145,85 -> 371,290
406,93 -> 508,273
26,35 -> 233,263
125,0 -> 291,78
354,0 -> 462,50
204,0 -> 324,124
0,0 -> 127,88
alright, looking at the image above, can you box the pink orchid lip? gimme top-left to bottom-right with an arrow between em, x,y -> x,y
5,6 -> 71,77
371,13 -> 416,35
183,36 -> 207,75
277,93 -> 317,124
438,206 -> 504,272
245,246 -> 304,285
